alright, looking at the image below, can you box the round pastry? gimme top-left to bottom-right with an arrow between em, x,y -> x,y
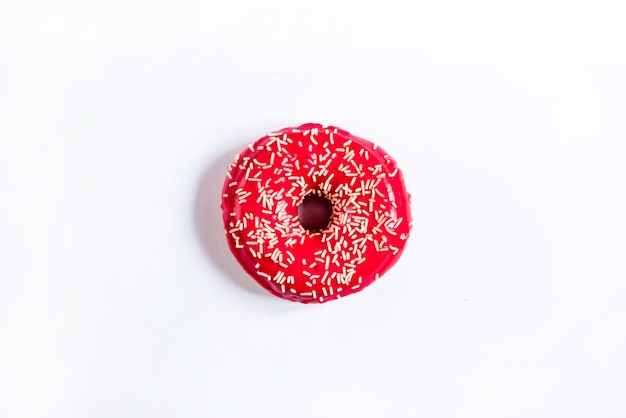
221,123 -> 412,303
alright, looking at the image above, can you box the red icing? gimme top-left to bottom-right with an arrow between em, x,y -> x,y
221,123 -> 412,303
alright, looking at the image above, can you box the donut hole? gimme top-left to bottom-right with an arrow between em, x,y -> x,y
298,193 -> 333,232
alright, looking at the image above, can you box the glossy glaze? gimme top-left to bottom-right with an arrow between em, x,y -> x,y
221,123 -> 412,303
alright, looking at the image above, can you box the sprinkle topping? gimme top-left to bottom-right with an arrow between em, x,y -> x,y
221,123 -> 412,303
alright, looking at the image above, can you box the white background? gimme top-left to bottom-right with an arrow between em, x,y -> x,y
1,0 -> 625,417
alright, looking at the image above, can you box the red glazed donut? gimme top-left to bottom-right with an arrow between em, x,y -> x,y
221,123 -> 412,303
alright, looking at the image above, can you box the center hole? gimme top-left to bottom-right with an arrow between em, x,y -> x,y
297,194 -> 333,232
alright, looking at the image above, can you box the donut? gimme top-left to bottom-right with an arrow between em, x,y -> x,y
221,123 -> 412,303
